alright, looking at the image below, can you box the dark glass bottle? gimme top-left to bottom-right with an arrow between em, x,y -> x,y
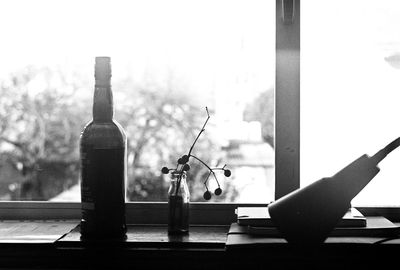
79,57 -> 127,239
168,172 -> 190,234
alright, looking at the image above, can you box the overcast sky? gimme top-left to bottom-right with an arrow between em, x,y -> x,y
0,0 -> 274,104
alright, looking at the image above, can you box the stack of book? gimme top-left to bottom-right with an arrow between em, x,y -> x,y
232,206 -> 399,237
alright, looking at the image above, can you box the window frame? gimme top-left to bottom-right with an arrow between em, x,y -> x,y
0,202 -> 399,224
275,0 -> 300,199
0,0 -> 398,223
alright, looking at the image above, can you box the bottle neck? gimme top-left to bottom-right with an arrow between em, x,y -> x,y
169,173 -> 188,197
170,177 -> 187,187
93,83 -> 114,122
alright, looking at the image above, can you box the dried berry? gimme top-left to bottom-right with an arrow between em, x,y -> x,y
161,167 -> 170,174
182,164 -> 190,171
214,188 -> 222,196
224,169 -> 231,177
181,155 -> 189,164
203,190 -> 212,200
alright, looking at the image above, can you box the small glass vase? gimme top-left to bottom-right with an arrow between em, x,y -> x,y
168,171 -> 190,235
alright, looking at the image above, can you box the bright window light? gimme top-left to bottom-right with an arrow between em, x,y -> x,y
0,0 -> 275,202
301,0 -> 400,206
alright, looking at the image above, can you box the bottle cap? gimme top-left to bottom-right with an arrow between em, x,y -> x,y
95,56 -> 112,85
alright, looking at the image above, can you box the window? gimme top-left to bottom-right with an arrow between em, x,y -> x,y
301,0 -> 400,206
3,0 -> 398,223
0,0 -> 275,204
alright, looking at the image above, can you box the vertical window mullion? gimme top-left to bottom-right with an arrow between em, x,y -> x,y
275,0 -> 300,199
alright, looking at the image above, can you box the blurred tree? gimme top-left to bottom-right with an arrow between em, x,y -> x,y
0,67 -> 231,201
243,88 -> 274,148
0,66 -> 89,200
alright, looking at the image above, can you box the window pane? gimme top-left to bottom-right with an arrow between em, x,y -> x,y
0,0 -> 275,202
301,0 -> 400,205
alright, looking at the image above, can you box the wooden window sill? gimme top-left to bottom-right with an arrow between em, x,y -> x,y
58,224 -> 229,250
0,220 -> 399,268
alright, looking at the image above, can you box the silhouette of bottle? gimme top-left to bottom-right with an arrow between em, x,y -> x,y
168,171 -> 190,234
79,57 -> 127,239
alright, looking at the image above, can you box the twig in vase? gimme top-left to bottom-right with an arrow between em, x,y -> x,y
161,107 -> 231,200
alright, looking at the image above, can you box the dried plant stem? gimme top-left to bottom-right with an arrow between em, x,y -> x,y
187,107 -> 210,157
190,155 -> 212,172
203,171 -> 212,190
191,155 -> 221,188
175,107 -> 210,195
